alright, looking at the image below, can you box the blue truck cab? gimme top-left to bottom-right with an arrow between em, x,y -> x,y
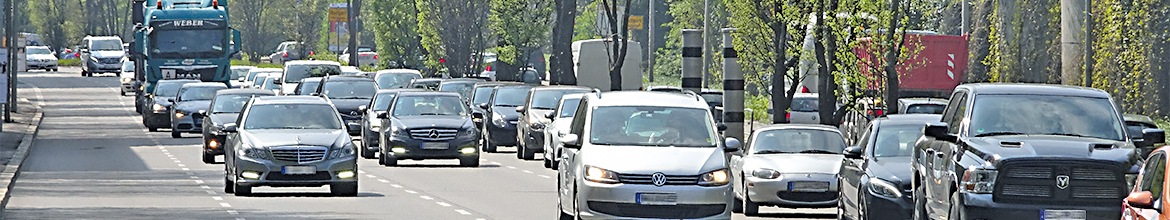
130,0 -> 240,98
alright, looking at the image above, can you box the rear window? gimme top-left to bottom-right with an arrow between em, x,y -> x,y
791,98 -> 818,112
284,64 -> 341,83
905,104 -> 946,114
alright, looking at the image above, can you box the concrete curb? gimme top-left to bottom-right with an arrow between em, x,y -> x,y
0,99 -> 44,216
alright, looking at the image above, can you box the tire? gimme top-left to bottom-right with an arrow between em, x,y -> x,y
149,127 -> 158,132
551,151 -> 559,170
383,153 -> 397,167
234,181 -> 251,196
516,145 -> 525,159
172,130 -> 181,138
733,196 -> 744,213
81,71 -> 86,77
544,157 -> 552,169
377,150 -> 386,165
360,146 -> 375,159
743,194 -> 760,216
484,140 -> 498,153
521,146 -> 536,160
330,182 -> 358,196
459,157 -> 479,167
121,91 -> 126,96
913,182 -> 929,220
224,176 -> 235,193
202,152 -> 214,164
947,192 -> 962,220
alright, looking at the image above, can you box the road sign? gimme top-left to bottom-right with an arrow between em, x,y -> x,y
328,8 -> 347,22
628,16 -> 644,30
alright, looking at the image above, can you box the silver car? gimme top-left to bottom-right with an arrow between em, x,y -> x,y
557,91 -> 739,220
222,96 -> 358,196
787,93 -> 820,124
542,93 -> 583,170
729,124 -> 846,215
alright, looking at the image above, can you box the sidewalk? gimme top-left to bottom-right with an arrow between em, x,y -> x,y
0,98 -> 39,170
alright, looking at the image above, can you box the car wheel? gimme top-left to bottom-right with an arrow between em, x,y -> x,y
81,71 -> 86,77
224,175 -> 235,193
485,139 -> 498,153
378,150 -> 386,165
947,191 -> 961,220
743,193 -> 760,216
516,144 -> 525,159
521,147 -> 536,160
172,130 -> 181,138
383,153 -> 397,167
330,182 -> 358,196
544,157 -> 552,169
121,91 -> 126,96
233,181 -> 251,196
202,152 -> 214,164
551,150 -> 559,170
733,196 -> 744,213
913,182 -> 929,220
360,146 -> 375,159
459,157 -> 479,167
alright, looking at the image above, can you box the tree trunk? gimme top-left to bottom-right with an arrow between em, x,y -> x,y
814,0 -> 835,125
770,2 -> 790,124
883,0 -> 903,114
551,0 -> 576,85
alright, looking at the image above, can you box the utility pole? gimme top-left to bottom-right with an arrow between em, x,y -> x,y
647,0 -> 654,82
701,0 -> 710,88
1083,0 -> 1093,86
347,0 -> 358,67
961,0 -> 969,35
2,0 -> 9,122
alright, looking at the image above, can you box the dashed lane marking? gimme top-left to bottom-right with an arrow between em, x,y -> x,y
377,179 -> 389,183
390,184 -> 403,188
420,196 -> 433,200
506,166 -> 516,169
455,210 -> 471,215
539,175 -> 552,179
213,196 -> 223,201
436,202 -> 451,207
220,203 -> 232,207
404,190 -> 418,194
522,170 -> 533,174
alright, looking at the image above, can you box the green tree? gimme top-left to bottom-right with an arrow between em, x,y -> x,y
229,0 -> 277,62
366,0 -> 424,68
283,0 -> 327,58
29,0 -> 83,52
416,0 -> 490,77
489,0 -> 553,80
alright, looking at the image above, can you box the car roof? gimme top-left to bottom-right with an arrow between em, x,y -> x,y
377,88 -> 427,95
216,89 -> 276,96
442,78 -> 485,83
396,91 -> 462,97
250,96 -> 330,105
376,69 -> 422,75
475,81 -> 520,87
284,60 -> 341,66
181,82 -> 228,88
300,77 -> 323,82
252,68 -> 281,72
586,91 -> 708,109
412,78 -> 444,83
701,89 -> 723,94
532,85 -> 591,91
158,79 -> 201,84
231,66 -> 256,70
899,97 -> 948,105
875,114 -> 943,126
960,83 -> 1112,98
325,75 -> 374,82
754,123 -> 842,134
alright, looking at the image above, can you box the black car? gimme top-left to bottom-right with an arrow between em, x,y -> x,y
170,83 -> 228,138
469,82 -> 516,130
292,77 -> 323,96
197,89 -> 276,163
912,83 -> 1164,220
409,78 -> 444,90
316,76 -> 378,135
479,84 -> 533,153
515,86 -> 590,160
358,88 -> 424,159
142,79 -> 199,132
838,114 -> 941,220
377,91 -> 480,167
1124,114 -> 1161,157
438,78 -> 484,103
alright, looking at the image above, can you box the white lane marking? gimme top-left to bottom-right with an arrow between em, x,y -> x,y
436,202 -> 451,207
178,164 -> 186,167
390,184 -> 402,188
419,196 -> 433,200
358,170 -> 365,174
476,218 -> 486,220
173,160 -> 181,163
213,196 -> 223,201
522,170 -> 533,174
182,168 -> 190,171
236,218 -> 245,220
206,190 -> 216,195
506,166 -> 516,169
404,190 -> 418,194
377,179 -> 389,183
365,174 -> 377,178
480,159 -> 487,161
159,147 -> 166,149
455,210 -> 471,215
490,161 -> 501,165
201,185 -> 211,189
227,210 -> 238,215
220,203 -> 232,207
190,176 -> 199,179
194,180 -> 204,184
538,175 -> 551,179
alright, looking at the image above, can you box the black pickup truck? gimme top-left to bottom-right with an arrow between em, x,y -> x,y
911,83 -> 1165,220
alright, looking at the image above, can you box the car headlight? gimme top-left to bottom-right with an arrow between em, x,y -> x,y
959,167 -> 997,194
121,77 -> 132,83
699,169 -> 730,186
585,165 -> 620,184
153,103 -> 167,113
752,168 -> 781,179
1126,173 -> 1139,191
456,127 -> 477,139
328,142 -> 356,159
389,127 -> 410,139
868,178 -> 903,198
174,110 -> 185,119
237,145 -> 270,160
492,112 -> 507,127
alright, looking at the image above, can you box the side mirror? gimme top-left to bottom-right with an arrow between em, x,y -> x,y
515,106 -> 526,114
167,98 -> 175,103
561,134 -> 580,149
1126,191 -> 1159,211
222,123 -> 238,133
717,123 -> 728,131
1144,128 -> 1166,145
230,29 -> 242,56
376,112 -> 388,119
544,112 -> 555,119
724,137 -> 741,152
844,146 -> 864,159
925,122 -> 955,142
358,105 -> 368,112
478,103 -> 490,109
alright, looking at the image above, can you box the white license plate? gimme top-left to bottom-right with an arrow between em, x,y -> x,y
1042,210 -> 1086,220
161,69 -> 176,79
636,193 -> 677,205
421,142 -> 448,150
281,165 -> 316,175
789,181 -> 829,192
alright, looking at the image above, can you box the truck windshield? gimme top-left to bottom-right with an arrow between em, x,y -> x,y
151,29 -> 225,58
91,39 -> 122,51
969,95 -> 1125,141
285,64 -> 341,83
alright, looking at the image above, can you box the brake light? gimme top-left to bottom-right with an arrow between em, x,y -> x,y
309,51 -> 314,56
486,65 -> 492,71
373,54 -> 378,60
786,112 -> 791,119
282,52 -> 288,58
868,109 -> 884,116
801,86 -> 810,93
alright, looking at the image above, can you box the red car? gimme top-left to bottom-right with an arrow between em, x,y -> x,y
1124,143 -> 1170,220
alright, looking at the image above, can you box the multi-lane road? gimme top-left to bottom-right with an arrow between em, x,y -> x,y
1,67 -> 834,219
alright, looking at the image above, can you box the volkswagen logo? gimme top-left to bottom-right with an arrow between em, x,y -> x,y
1056,175 -> 1070,189
428,129 -> 440,139
651,172 -> 667,187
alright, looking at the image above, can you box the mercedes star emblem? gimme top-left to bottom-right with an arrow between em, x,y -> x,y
1056,175 -> 1070,189
429,129 -> 440,139
651,172 -> 667,187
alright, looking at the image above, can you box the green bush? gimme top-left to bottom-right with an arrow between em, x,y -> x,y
230,60 -> 281,68
58,58 -> 80,66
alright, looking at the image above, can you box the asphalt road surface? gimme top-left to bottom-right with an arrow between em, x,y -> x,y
2,67 -> 835,220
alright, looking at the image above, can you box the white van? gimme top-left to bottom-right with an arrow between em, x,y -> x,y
80,36 -> 126,77
571,39 -> 643,91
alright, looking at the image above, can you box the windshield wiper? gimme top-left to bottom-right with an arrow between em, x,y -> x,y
754,150 -> 792,154
419,113 -> 442,116
212,112 -> 238,114
798,149 -> 838,154
533,107 -> 555,110
973,132 -> 1026,137
1043,133 -> 1099,139
332,97 -> 369,99
279,126 -> 309,129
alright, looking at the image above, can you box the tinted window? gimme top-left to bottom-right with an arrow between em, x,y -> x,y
212,94 -> 271,113
473,87 -> 494,105
90,39 -> 122,51
493,87 -> 531,106
589,106 -> 717,147
376,73 -> 421,89
252,75 -> 267,88
122,61 -> 134,72
243,104 -> 342,130
372,93 -> 398,111
322,81 -> 377,99
261,78 -> 279,90
792,97 -> 818,112
152,30 -> 222,58
969,95 -> 1124,141
701,93 -> 723,106
531,89 -> 589,110
1138,152 -> 1165,201
410,81 -> 440,90
439,82 -> 476,99
750,129 -> 845,154
392,95 -> 468,117
872,125 -> 924,157
558,98 -> 581,118
28,47 -> 51,54
944,92 -> 968,134
297,81 -> 321,95
906,104 -> 946,114
285,64 -> 341,83
179,87 -> 224,101
154,82 -> 187,96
